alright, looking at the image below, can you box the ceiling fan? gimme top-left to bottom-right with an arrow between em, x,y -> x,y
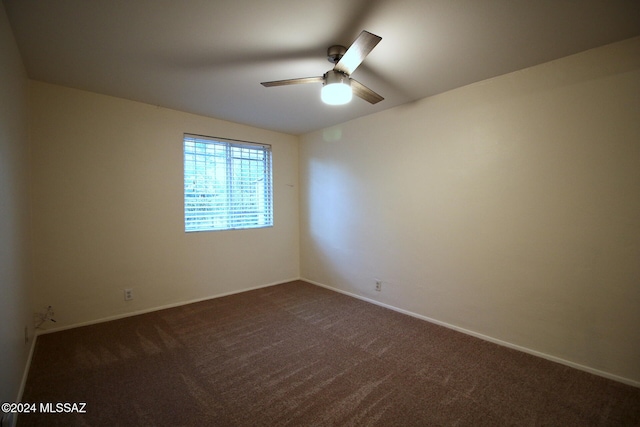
261,30 -> 384,106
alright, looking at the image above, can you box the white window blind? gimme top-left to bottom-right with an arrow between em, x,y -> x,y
183,134 -> 273,232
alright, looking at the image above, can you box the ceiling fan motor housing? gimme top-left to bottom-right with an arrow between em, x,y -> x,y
323,70 -> 350,87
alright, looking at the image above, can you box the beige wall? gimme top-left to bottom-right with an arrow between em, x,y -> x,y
29,82 -> 300,329
0,5 -> 32,404
299,37 -> 640,384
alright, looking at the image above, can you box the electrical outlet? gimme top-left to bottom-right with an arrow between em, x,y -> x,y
124,289 -> 133,301
375,280 -> 382,291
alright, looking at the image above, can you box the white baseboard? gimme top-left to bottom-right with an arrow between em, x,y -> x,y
35,277 -> 302,337
12,329 -> 38,427
17,331 -> 37,401
302,277 -> 640,389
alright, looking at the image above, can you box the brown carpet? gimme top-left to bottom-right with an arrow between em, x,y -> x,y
19,280 -> 640,426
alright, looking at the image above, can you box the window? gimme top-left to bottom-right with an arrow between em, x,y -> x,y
183,134 -> 273,232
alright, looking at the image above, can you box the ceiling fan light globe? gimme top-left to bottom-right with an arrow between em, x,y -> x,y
321,82 -> 352,105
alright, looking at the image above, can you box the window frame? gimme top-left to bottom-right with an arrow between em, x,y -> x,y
183,133 -> 273,233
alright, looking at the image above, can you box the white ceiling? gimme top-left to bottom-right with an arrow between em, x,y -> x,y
4,0 -> 640,135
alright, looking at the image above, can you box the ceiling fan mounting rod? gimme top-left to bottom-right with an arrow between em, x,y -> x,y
327,45 -> 347,65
